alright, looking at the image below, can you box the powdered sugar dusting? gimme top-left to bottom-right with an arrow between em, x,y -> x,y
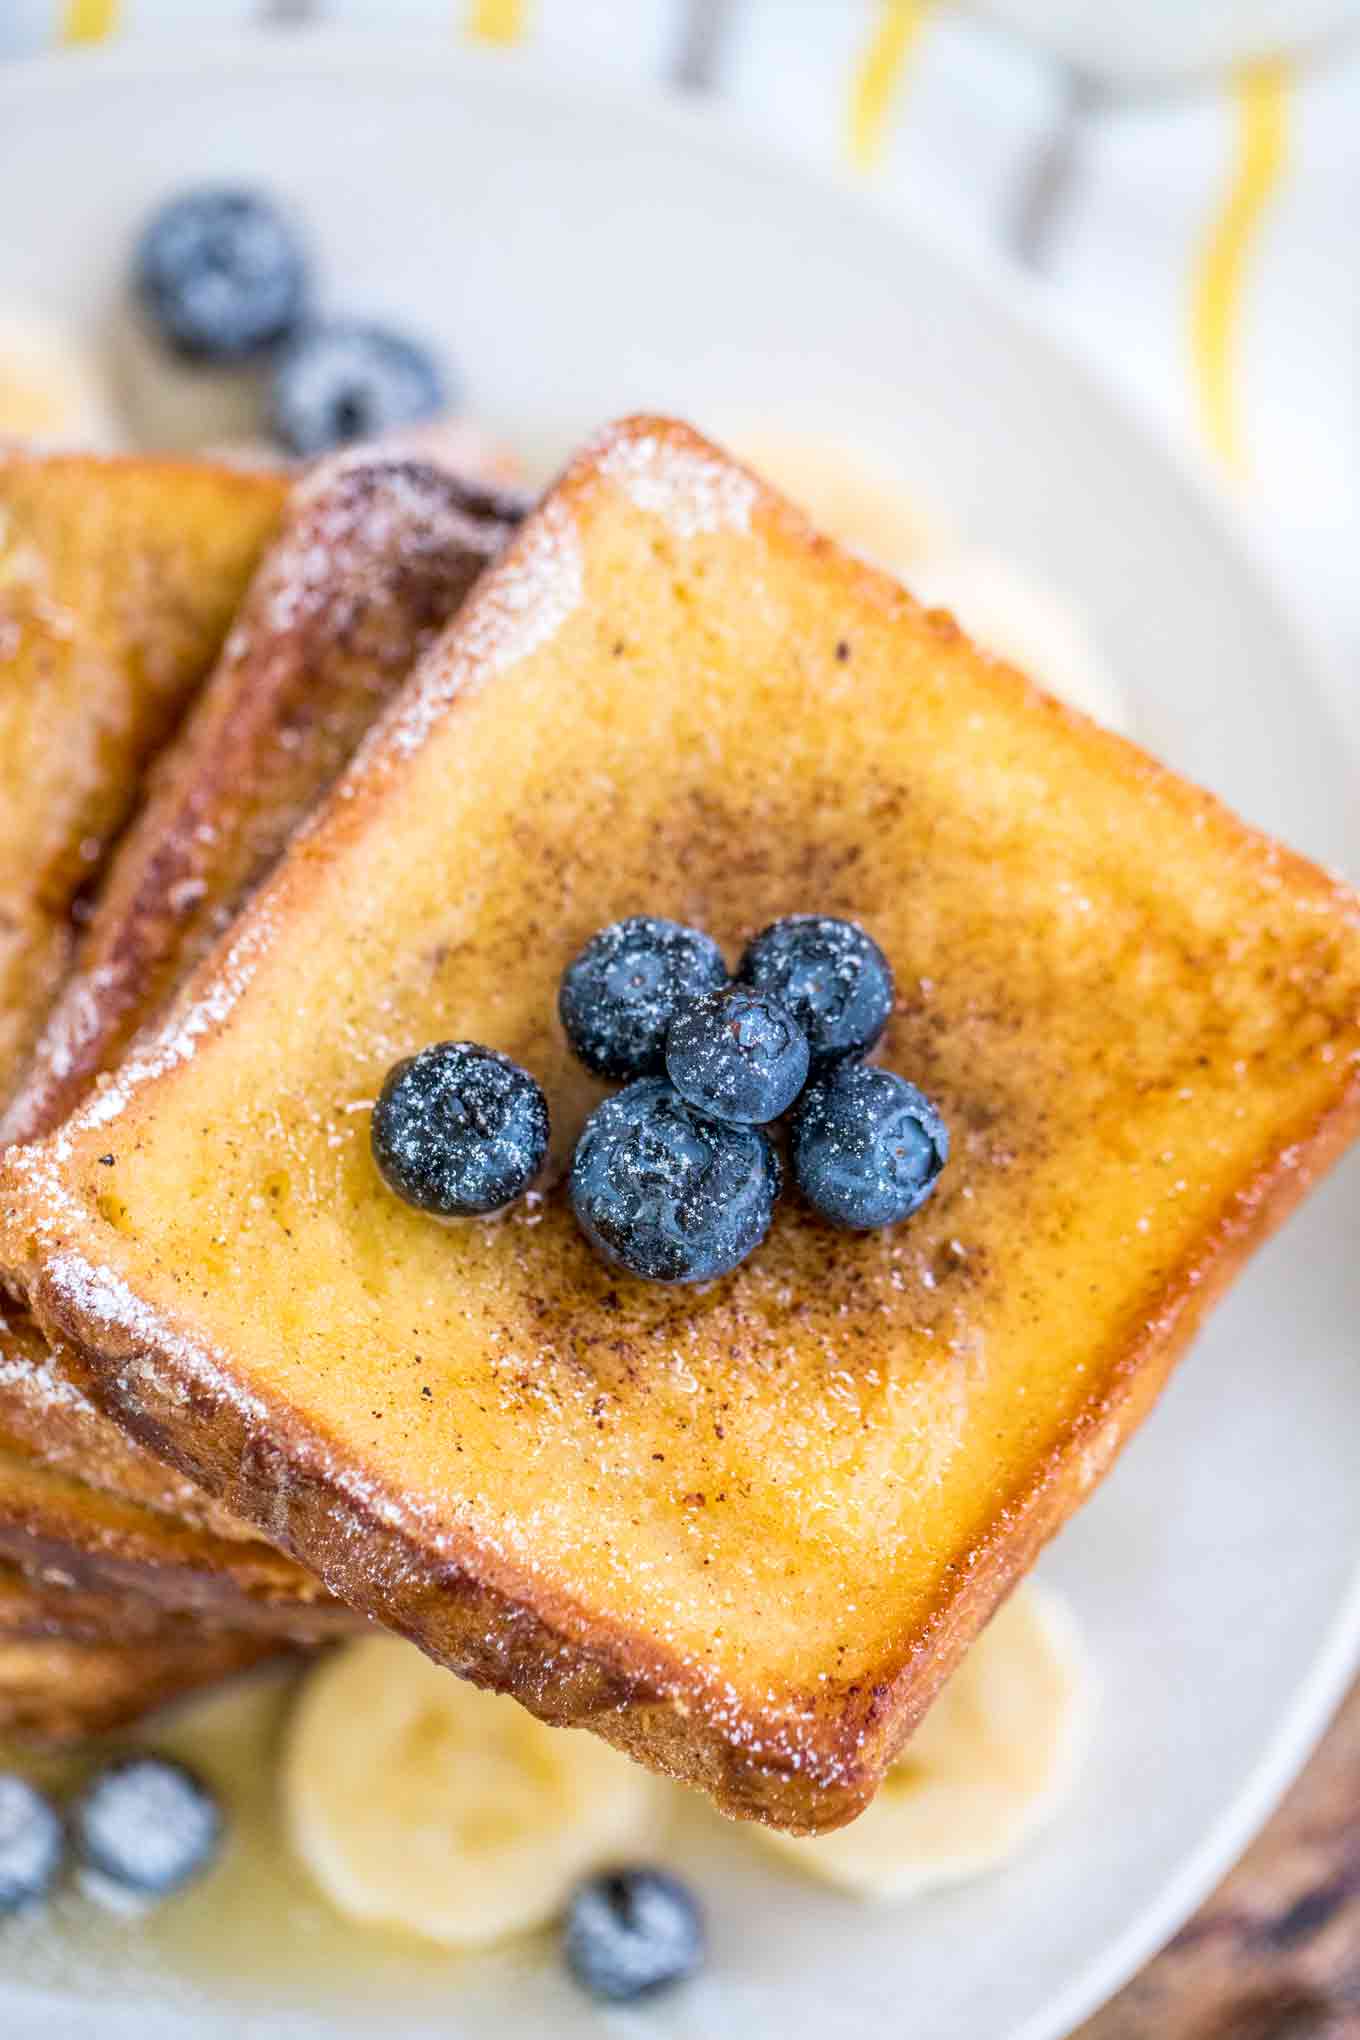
44,1252 -> 270,1431
381,496 -> 583,760
249,451 -> 516,658
0,911 -> 264,1180
596,429 -> 757,538
40,967 -> 116,1084
0,1322 -> 92,1416
22,1234 -> 505,1564
0,966 -> 118,1146
68,905 -> 276,1139
22,1251 -> 517,1583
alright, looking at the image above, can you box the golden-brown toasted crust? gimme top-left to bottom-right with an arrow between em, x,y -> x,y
0,1633 -> 290,1744
3,420 -> 1357,1828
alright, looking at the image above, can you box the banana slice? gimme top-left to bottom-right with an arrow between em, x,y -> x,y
759,1583 -> 1089,1899
283,1634 -> 662,1947
723,428 -> 937,577
0,308 -> 121,448
906,546 -> 1131,734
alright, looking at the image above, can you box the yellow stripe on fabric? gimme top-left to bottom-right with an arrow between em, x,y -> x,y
466,0 -> 528,46
848,0 -> 929,175
61,0 -> 120,42
1190,60 -> 1288,474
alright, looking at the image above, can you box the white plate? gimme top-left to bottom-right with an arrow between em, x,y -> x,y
0,36 -> 1357,2040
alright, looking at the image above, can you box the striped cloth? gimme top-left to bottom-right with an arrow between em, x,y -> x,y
3,0 -> 1358,669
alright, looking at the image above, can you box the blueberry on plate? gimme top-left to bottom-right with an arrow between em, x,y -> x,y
372,1042 -> 548,1219
792,1062 -> 948,1230
0,1775 -> 64,1915
71,1756 -> 222,1899
134,187 -> 308,363
269,321 -> 445,457
666,984 -> 809,1124
564,1867 -> 705,2004
738,915 -> 894,1068
559,916 -> 728,1081
569,1078 -> 779,1284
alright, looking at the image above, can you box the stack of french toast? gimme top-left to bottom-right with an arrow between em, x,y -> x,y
0,419 -> 1356,1833
0,442 -> 524,1739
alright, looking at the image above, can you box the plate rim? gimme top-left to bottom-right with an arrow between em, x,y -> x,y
3,25 -> 1352,767
1,34 -> 1357,2040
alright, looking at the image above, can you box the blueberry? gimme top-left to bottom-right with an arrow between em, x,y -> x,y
564,1868 -> 704,2004
0,1775 -> 63,1915
570,1078 -> 779,1283
738,916 -> 894,1068
269,321 -> 445,457
666,985 -> 809,1124
372,1042 -> 548,1219
792,1062 -> 948,1230
134,187 -> 307,363
71,1756 -> 221,1898
559,916 -> 728,1081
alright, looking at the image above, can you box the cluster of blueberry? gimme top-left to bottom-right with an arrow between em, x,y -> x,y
135,186 -> 444,456
371,914 -> 948,1285
565,914 -> 947,1280
0,1756 -> 220,1917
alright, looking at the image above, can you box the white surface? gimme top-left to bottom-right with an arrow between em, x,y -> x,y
0,38 -> 1357,2040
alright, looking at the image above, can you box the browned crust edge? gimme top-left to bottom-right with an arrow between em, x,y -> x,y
0,1437 -> 362,1642
4,419 -> 1360,1827
0,1303 -> 258,1534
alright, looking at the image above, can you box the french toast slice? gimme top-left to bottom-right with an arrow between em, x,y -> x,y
0,450 -> 285,1087
0,1556 -> 262,1646
0,455 -> 523,1623
3,419 -> 1357,1830
0,1436 -> 361,1639
0,1634 -> 287,1744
